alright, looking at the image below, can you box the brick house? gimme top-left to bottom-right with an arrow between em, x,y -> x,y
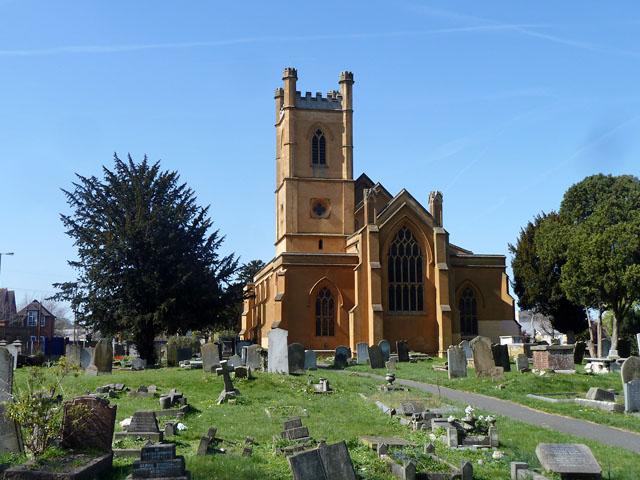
15,300 -> 56,350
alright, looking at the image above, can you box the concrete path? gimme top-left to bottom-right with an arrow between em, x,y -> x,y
354,372 -> 640,454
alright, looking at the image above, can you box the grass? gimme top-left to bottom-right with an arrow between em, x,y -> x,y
10,366 -> 640,479
349,357 -> 640,434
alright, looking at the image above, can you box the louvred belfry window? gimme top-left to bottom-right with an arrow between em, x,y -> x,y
312,129 -> 326,165
388,227 -> 424,312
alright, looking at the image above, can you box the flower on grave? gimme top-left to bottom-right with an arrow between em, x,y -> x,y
492,450 -> 504,460
119,417 -> 132,428
429,433 -> 437,441
477,459 -> 484,465
464,405 -> 474,416
447,415 -> 456,423
478,415 -> 484,421
485,415 -> 495,424
176,423 -> 187,431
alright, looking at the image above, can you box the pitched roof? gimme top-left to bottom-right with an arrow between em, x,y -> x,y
16,300 -> 55,318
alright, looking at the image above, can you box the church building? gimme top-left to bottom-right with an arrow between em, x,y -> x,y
241,68 -> 517,356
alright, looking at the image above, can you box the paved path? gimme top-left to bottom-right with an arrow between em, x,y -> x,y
353,372 -> 640,454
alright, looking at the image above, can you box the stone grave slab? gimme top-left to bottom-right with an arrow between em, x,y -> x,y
367,345 -> 385,369
470,336 -> 495,377
600,338 -> 611,358
243,344 -> 262,370
131,443 -> 189,479
0,348 -> 13,402
334,346 -> 351,369
532,345 -> 575,371
268,328 -> 289,374
378,340 -> 390,361
447,345 -> 467,379
116,411 -> 162,442
492,344 -> 511,372
515,354 -> 529,371
61,396 -> 116,452
396,340 -> 410,362
66,344 -> 83,368
201,342 -> 221,373
226,354 -> 242,369
288,441 -> 356,480
80,348 -> 92,369
356,342 -> 369,365
623,378 -> 640,413
398,400 -> 426,416
86,339 -> 113,376
535,443 -> 601,478
304,350 -> 317,370
573,341 -> 587,364
0,404 -> 22,453
585,387 -> 615,402
288,343 -> 305,374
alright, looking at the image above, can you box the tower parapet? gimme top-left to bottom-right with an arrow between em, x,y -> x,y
429,191 -> 444,227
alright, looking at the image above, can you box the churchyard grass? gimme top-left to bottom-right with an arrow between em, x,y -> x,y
11,366 -> 640,479
349,358 -> 640,433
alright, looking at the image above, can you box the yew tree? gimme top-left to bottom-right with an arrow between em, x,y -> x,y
54,154 -> 238,362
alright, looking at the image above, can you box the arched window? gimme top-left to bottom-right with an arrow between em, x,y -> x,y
315,287 -> 335,336
388,227 -> 424,312
312,129 -> 326,165
459,287 -> 478,336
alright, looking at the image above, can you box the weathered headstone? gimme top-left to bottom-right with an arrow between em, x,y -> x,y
586,387 -> 615,402
356,342 -> 369,365
447,345 -> 467,379
600,338 -> 611,358
623,379 -> 640,413
268,328 -> 289,374
515,354 -> 529,372
80,347 -> 92,369
470,336 -> 495,377
227,354 -> 242,369
243,344 -> 262,370
535,443 -> 601,478
491,344 -> 511,372
131,358 -> 146,370
201,343 -> 221,373
131,443 -> 189,479
385,358 -> 397,371
620,356 -> 640,384
304,350 -> 317,370
334,346 -> 351,369
0,403 -> 22,454
129,411 -> 160,434
378,340 -> 391,361
396,340 -> 410,362
398,400 -> 426,416
0,348 -> 14,402
459,340 -> 473,360
573,341 -> 587,365
66,344 -> 83,368
61,396 -> 117,452
86,339 -> 113,376
367,345 -> 385,369
288,343 -> 305,374
288,441 -> 356,480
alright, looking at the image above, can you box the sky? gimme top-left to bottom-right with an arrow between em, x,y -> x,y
1,1 -> 639,314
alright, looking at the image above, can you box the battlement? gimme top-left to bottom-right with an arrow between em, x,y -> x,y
295,90 -> 343,110
274,87 -> 284,97
339,71 -> 354,83
282,67 -> 298,79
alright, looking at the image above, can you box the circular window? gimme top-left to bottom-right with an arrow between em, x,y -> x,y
310,198 -> 330,219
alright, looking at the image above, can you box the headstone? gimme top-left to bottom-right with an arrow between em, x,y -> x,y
535,443 -> 601,478
80,348 -> 92,369
515,354 -> 529,372
573,341 -> 587,365
491,344 -> 511,372
283,417 -> 303,431
396,340 -> 410,362
398,400 -> 426,416
459,340 -> 473,360
470,336 -> 495,377
131,443 -> 189,479
227,354 -> 242,369
620,356 -> 640,384
623,378 -> 640,413
0,404 -> 22,454
334,346 -> 350,369
176,347 -> 192,363
268,328 -> 289,374
131,358 -> 147,370
385,358 -> 397,371
586,387 -> 615,402
201,343 -> 221,373
234,366 -> 249,379
128,411 -> 160,434
600,338 -> 611,358
356,342 -> 369,365
0,348 -> 14,402
7,341 -> 20,370
304,350 -> 317,370
288,441 -> 357,480
86,339 -> 113,376
367,345 -> 385,369
288,343 -> 305,374
447,345 -> 467,379
66,344 -> 83,368
243,344 -> 262,370
378,340 -> 391,361
61,395 -> 117,452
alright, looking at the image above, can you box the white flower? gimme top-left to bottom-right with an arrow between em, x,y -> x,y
485,415 -> 495,423
478,415 -> 484,421
492,450 -> 504,460
447,415 -> 456,423
119,417 -> 131,428
176,423 -> 188,431
429,433 -> 437,441
477,459 -> 484,465
464,405 -> 474,416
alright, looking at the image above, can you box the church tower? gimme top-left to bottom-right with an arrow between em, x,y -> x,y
274,68 -> 355,255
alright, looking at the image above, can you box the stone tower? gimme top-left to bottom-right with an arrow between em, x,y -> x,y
274,68 -> 355,255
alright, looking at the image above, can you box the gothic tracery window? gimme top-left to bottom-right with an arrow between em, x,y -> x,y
315,287 -> 335,336
388,227 -> 424,312
459,287 -> 478,336
312,129 -> 326,165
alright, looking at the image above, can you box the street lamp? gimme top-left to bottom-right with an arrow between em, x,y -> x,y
0,252 -> 14,286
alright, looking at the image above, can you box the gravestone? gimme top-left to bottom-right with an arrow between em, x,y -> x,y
227,354 -> 242,369
334,346 -> 351,369
623,379 -> 640,413
6,341 -> 20,370
66,344 -> 83,368
129,411 -> 160,434
201,343 -> 221,373
267,328 -> 289,374
131,358 -> 146,370
535,443 -> 601,478
367,345 -> 385,369
165,343 -> 178,367
396,340 -> 410,362
304,350 -> 317,370
386,358 -> 397,371
470,336 -> 495,377
86,339 -> 113,376
80,348 -> 92,369
288,343 -> 305,374
447,345 -> 467,379
573,341 -> 587,365
459,340 -> 473,360
398,400 -> 426,416
586,387 -> 615,402
515,354 -> 529,372
356,342 -> 369,365
61,395 -> 116,452
0,348 -> 14,402
620,356 -> 640,384
176,347 -> 192,363
378,340 -> 391,361
243,344 -> 262,370
491,344 -> 511,372
0,403 -> 22,454
131,443 -> 189,479
600,338 -> 611,358
288,441 -> 356,480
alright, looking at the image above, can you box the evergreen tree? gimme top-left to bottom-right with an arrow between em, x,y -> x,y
54,154 -> 238,362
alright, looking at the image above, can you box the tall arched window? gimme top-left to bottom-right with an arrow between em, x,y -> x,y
388,227 -> 424,312
315,287 -> 335,336
312,129 -> 326,165
459,287 -> 478,336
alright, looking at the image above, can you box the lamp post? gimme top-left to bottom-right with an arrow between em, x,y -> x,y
0,252 -> 14,286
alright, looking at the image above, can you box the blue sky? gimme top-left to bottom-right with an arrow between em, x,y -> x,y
1,1 -> 639,311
